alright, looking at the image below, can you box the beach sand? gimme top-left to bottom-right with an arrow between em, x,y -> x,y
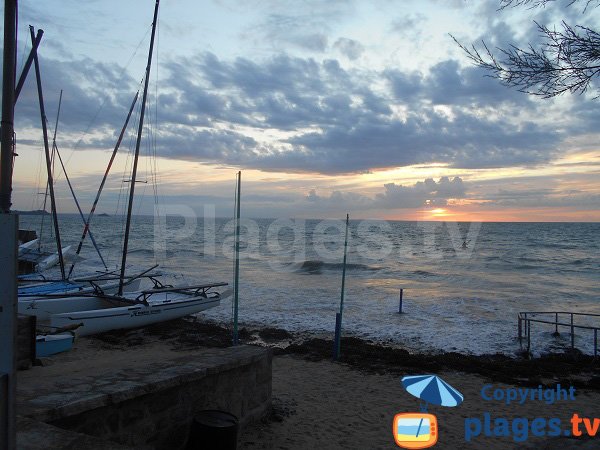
22,319 -> 600,449
239,355 -> 599,449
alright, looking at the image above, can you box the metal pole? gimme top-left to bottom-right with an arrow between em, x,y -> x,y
555,312 -> 558,335
335,214 -> 350,359
31,25 -> 65,279
398,288 -> 403,313
0,1 -> 18,448
233,171 -> 241,345
119,0 -> 160,295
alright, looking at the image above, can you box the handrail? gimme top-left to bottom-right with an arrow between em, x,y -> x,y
519,311 -> 600,318
518,311 -> 599,357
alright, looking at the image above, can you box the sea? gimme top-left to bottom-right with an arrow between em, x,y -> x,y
18,214 -> 600,356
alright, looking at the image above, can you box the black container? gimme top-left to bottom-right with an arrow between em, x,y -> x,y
186,410 -> 238,450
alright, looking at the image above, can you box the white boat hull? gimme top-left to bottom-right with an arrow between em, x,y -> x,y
50,292 -> 221,336
37,245 -> 73,272
18,278 -> 142,320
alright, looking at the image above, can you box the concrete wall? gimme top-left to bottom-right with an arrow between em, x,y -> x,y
17,315 -> 35,370
47,347 -> 271,449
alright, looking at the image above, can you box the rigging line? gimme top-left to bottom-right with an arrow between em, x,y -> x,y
67,90 -> 139,278
31,25 -> 65,278
17,30 -> 30,90
115,104 -> 139,263
54,142 -> 107,269
152,16 -> 162,209
31,140 -> 44,211
119,0 -> 161,295
60,26 -> 153,172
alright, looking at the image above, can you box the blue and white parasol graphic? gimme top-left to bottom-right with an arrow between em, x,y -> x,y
401,374 -> 464,411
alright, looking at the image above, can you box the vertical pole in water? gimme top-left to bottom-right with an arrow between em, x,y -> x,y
233,171 -> 241,346
334,214 -> 349,360
398,288 -> 403,314
594,329 -> 597,358
518,316 -> 522,343
0,1 -> 18,448
555,312 -> 559,336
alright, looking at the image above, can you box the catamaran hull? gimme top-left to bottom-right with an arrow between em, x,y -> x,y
49,295 -> 220,336
18,278 -> 142,320
19,296 -> 110,321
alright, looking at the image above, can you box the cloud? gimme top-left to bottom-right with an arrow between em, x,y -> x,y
14,35 -> 596,177
306,177 -> 467,211
142,51 -> 566,174
376,176 -> 466,208
333,37 -> 365,60
390,13 -> 427,36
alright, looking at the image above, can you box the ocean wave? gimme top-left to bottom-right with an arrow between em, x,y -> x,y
292,260 -> 382,274
411,269 -> 435,277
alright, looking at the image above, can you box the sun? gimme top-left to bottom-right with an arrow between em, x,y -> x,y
430,208 -> 448,217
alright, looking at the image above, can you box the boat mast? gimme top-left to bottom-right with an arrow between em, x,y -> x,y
118,0 -> 160,295
30,25 -> 65,279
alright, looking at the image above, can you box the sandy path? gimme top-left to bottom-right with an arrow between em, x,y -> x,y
239,355 -> 600,450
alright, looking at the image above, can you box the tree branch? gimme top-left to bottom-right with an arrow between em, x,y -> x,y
451,19 -> 600,98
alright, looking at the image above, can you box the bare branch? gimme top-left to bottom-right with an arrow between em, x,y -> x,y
499,0 -> 599,11
452,12 -> 600,98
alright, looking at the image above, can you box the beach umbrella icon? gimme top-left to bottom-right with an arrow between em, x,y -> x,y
401,374 -> 463,411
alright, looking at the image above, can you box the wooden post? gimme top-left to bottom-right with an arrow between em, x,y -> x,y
398,288 -> 403,314
518,316 -> 522,343
554,312 -> 559,336
594,329 -> 597,358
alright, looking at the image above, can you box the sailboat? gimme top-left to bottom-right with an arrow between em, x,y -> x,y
46,0 -> 228,336
16,32 -> 149,314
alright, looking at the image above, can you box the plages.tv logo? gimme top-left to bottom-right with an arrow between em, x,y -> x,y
393,375 -> 464,449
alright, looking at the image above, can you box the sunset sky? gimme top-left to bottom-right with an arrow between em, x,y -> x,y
7,0 -> 600,221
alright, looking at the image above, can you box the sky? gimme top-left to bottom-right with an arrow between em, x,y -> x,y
4,0 -> 600,221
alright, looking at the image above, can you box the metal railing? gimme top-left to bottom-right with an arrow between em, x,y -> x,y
518,311 -> 600,357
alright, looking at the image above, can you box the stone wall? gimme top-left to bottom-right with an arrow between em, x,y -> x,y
47,346 -> 271,449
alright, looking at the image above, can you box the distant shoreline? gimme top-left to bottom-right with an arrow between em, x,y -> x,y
14,212 -> 600,224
